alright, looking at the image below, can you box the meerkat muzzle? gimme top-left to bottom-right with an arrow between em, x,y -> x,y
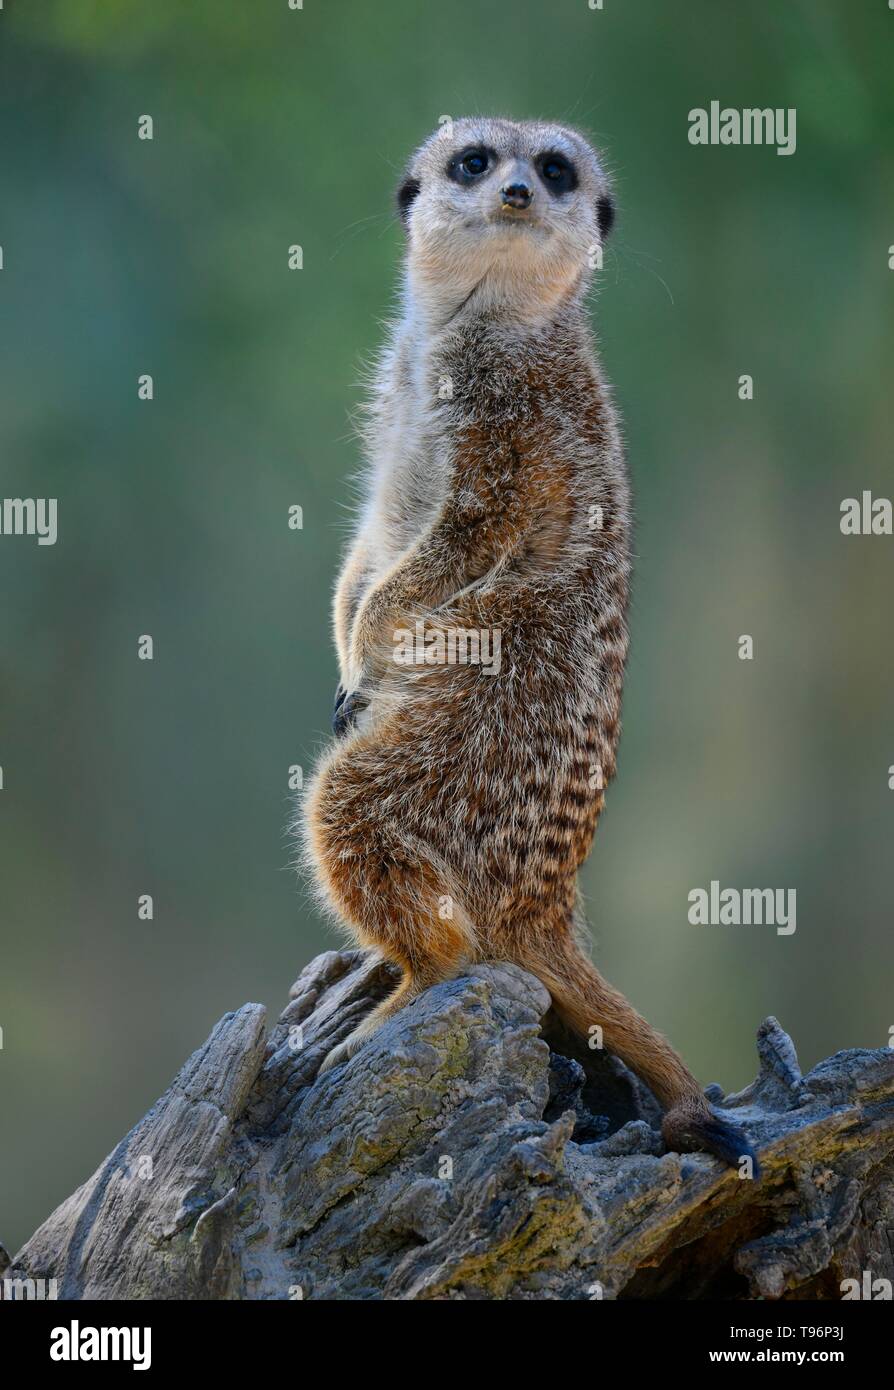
500,181 -> 533,210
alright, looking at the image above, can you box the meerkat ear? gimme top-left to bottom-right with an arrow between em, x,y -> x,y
596,194 -> 615,240
397,176 -> 421,225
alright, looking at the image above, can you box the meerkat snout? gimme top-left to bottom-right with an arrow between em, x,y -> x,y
500,179 -> 533,210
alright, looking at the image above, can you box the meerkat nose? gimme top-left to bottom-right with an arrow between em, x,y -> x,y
501,182 -> 533,210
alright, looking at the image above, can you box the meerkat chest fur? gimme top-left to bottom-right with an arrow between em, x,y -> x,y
362,322 -> 456,570
364,305 -> 625,593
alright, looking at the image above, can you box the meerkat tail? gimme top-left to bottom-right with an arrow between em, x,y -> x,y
523,935 -> 760,1174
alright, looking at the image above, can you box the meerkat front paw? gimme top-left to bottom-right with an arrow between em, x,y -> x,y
331,681 -> 354,736
332,688 -> 369,738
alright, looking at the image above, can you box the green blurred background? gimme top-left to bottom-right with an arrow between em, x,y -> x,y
1,0 -> 892,1254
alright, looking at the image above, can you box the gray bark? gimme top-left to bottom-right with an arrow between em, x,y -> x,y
6,950 -> 894,1300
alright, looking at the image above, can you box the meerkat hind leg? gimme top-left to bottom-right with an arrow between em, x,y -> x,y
309,782 -> 472,1073
318,967 -> 438,1074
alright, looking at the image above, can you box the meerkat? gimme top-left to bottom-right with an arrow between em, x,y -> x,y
301,117 -> 758,1171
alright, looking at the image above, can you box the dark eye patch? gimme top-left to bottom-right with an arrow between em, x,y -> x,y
597,194 -> 615,239
536,152 -> 578,195
397,176 -> 421,222
447,145 -> 495,186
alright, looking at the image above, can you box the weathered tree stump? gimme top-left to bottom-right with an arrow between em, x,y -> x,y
6,950 -> 894,1299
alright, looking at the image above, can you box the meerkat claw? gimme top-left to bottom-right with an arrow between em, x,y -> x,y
332,689 -> 368,738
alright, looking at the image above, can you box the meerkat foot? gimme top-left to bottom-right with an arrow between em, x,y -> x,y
317,1032 -> 361,1076
317,1017 -> 380,1075
317,980 -> 420,1076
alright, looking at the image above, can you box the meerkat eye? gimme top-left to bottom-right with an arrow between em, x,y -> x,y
462,149 -> 488,176
448,147 -> 491,185
537,153 -> 578,195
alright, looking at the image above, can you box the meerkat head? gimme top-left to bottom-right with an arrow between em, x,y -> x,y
396,117 -> 614,323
